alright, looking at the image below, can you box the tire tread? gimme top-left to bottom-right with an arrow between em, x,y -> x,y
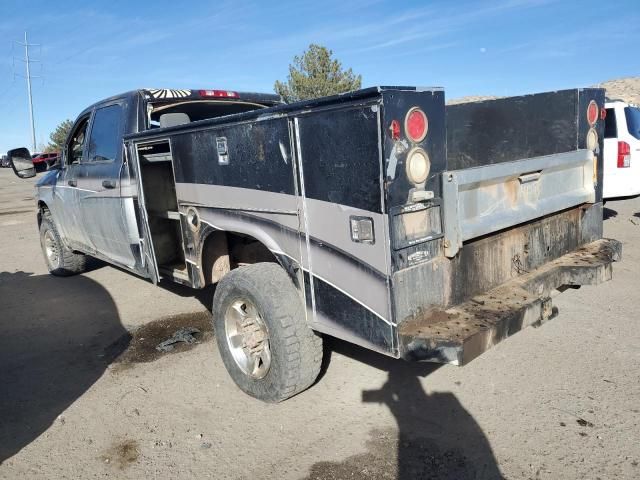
212,262 -> 322,402
41,209 -> 86,276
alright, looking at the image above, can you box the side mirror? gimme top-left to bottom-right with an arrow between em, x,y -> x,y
7,148 -> 36,179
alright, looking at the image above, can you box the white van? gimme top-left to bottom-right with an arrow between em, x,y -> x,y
603,100 -> 640,199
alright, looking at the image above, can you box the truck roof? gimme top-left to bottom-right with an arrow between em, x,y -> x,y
141,88 -> 282,105
77,88 -> 283,118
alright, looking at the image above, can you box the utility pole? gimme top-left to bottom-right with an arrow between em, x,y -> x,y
24,32 -> 36,152
14,32 -> 40,152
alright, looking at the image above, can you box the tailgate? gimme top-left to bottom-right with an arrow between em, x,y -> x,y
442,149 -> 596,257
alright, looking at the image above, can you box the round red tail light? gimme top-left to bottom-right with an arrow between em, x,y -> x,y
405,107 -> 428,142
587,100 -> 598,126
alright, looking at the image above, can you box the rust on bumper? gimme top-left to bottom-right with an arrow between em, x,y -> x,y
398,238 -> 622,365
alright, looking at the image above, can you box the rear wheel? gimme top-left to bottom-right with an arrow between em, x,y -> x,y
212,262 -> 322,402
40,210 -> 86,276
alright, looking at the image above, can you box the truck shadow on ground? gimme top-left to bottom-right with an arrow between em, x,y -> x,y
304,339 -> 504,480
0,271 -> 130,465
603,207 -> 618,220
76,263 -> 216,311
157,279 -> 216,311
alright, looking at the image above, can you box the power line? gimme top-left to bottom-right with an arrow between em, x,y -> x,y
51,42 -> 100,67
0,82 -> 16,104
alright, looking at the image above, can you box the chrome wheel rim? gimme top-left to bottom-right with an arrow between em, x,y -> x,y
44,230 -> 59,266
224,298 -> 271,379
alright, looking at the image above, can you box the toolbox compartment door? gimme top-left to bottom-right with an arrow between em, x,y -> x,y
125,141 -> 160,283
442,149 -> 596,257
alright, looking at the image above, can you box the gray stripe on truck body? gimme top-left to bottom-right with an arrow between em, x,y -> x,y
191,205 -> 392,322
175,183 -> 389,275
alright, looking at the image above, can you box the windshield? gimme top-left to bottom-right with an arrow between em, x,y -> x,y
625,107 -> 640,140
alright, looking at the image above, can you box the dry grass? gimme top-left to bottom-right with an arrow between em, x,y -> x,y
446,95 -> 499,105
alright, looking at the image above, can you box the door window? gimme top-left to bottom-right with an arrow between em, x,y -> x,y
604,108 -> 617,139
87,104 -> 124,162
68,117 -> 90,164
624,107 -> 640,140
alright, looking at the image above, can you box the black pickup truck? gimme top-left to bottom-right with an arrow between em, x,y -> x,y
8,86 -> 621,402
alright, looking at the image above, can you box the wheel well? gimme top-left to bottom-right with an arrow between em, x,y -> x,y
201,231 -> 279,286
37,201 -> 50,227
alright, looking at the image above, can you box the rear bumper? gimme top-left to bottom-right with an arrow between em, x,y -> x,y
398,238 -> 622,365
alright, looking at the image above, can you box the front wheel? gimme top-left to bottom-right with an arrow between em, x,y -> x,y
212,262 -> 322,402
40,211 -> 87,276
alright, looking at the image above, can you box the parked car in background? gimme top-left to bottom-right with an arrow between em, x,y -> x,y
31,152 -> 59,172
1,154 -> 10,167
603,99 -> 640,199
45,153 -> 59,168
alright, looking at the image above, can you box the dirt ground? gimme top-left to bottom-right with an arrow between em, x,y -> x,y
0,167 -> 638,480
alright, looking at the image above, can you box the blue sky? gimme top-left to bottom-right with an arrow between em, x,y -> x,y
0,0 -> 638,153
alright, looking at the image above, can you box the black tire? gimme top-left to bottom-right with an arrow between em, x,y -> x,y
40,210 -> 87,276
212,262 -> 323,402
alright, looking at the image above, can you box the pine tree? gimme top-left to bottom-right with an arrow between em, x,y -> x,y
46,119 -> 74,152
274,44 -> 362,103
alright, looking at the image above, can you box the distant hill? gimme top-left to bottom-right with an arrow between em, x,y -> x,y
446,95 -> 499,105
446,77 -> 640,106
594,77 -> 640,104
